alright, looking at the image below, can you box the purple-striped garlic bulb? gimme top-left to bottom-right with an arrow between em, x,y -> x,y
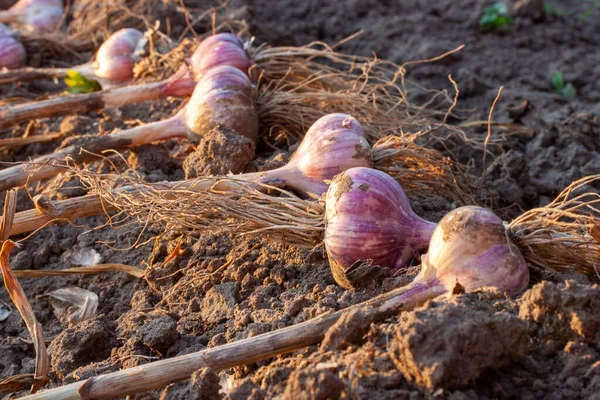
0,0 -> 63,33
420,206 -> 529,297
161,33 -> 252,98
0,23 -> 26,69
93,28 -> 146,83
325,167 -> 436,289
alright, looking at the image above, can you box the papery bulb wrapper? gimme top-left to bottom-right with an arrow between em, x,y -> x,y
274,113 -> 372,198
184,65 -> 258,143
190,33 -> 250,76
422,206 -> 529,297
94,28 -> 145,82
2,0 -> 64,32
0,34 -> 26,69
324,167 -> 436,289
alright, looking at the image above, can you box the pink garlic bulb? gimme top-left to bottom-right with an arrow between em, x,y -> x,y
183,65 -> 259,143
0,0 -> 64,33
325,167 -> 436,289
160,33 -> 252,99
93,28 -> 145,83
421,206 -> 529,297
0,23 -> 25,69
190,33 -> 250,77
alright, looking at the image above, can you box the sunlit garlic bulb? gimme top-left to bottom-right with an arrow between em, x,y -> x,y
0,0 -> 64,33
325,167 -> 436,289
0,24 -> 26,69
421,206 -> 529,297
94,28 -> 145,83
190,33 -> 250,76
183,65 -> 259,143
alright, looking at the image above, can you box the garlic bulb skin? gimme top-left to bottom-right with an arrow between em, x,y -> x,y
94,28 -> 145,82
159,33 -> 251,99
190,33 -> 250,76
0,0 -> 64,33
422,206 -> 529,297
184,65 -> 258,143
278,114 -> 372,198
0,25 -> 26,69
325,167 -> 436,289
238,113 -> 371,198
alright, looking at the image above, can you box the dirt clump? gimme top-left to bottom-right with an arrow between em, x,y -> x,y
49,317 -> 116,379
389,292 -> 529,390
320,307 -> 376,352
162,367 -> 223,400
140,314 -> 181,355
227,377 -> 267,400
519,280 -> 600,348
283,367 -> 346,400
201,282 -> 242,326
183,125 -> 256,178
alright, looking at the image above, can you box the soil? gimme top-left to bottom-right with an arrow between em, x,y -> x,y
1,1 -> 599,399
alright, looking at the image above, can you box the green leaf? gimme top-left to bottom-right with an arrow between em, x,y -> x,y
551,71 -> 576,98
580,0 -> 600,20
560,83 -> 576,98
480,2 -> 513,32
551,71 -> 565,91
63,70 -> 101,94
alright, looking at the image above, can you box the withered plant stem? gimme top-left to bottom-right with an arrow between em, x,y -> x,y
0,67 -> 70,85
0,79 -> 171,131
2,175 -> 283,238
0,116 -> 187,192
21,279 -> 444,400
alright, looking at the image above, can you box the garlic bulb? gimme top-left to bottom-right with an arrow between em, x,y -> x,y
93,28 -> 145,83
190,33 -> 250,77
161,33 -> 251,100
183,65 -> 258,143
421,206 -> 530,297
268,113 -> 372,197
0,24 -> 26,69
325,167 -> 436,289
0,0 -> 63,33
